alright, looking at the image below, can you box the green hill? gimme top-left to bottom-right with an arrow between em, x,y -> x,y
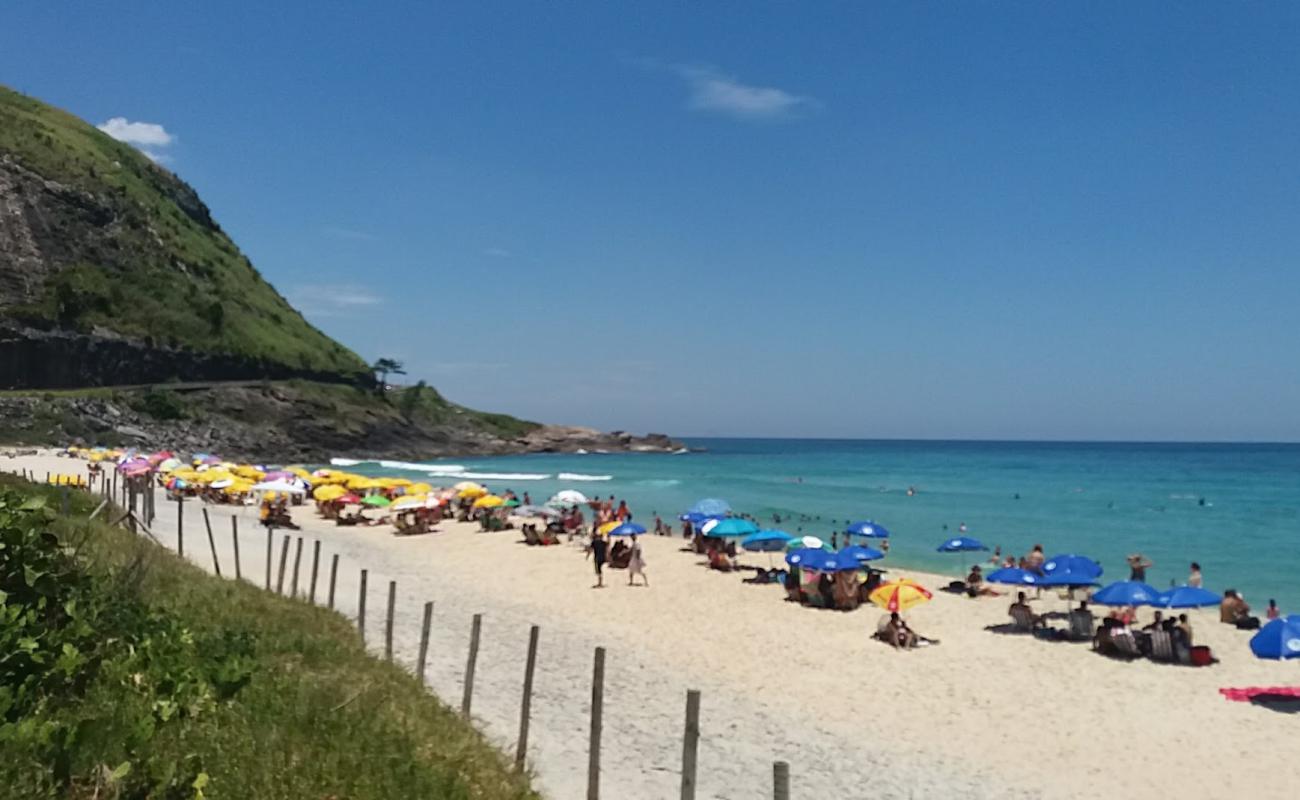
0,85 -> 366,380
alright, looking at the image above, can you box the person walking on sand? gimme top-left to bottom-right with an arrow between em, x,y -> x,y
586,533 -> 608,588
628,535 -> 648,586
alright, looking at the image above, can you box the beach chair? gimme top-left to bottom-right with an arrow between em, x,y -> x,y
1148,630 -> 1176,663
1111,630 -> 1142,659
1068,611 -> 1095,642
1009,605 -> 1037,632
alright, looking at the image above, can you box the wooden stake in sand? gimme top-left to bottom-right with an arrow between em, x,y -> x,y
588,646 -> 605,800
275,535 -> 290,594
416,601 -> 433,683
290,537 -> 304,598
202,509 -> 221,577
384,580 -> 397,661
358,569 -> 369,641
328,554 -> 339,610
231,516 -> 241,580
515,624 -> 540,771
461,613 -> 482,718
773,762 -> 790,800
309,540 -> 321,603
681,690 -> 701,800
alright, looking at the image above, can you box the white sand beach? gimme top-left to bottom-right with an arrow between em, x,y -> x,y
9,451 -> 1298,800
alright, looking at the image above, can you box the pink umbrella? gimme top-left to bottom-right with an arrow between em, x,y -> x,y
262,470 -> 294,481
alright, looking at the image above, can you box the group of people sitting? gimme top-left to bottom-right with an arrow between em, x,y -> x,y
874,612 -> 938,650
259,497 -> 300,530
783,567 -> 886,611
521,523 -> 562,546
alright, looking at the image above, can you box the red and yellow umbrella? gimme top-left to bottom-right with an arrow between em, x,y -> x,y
868,579 -> 933,613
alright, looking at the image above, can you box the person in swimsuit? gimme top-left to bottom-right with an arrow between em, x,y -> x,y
586,534 -> 608,588
627,536 -> 648,587
1127,553 -> 1153,582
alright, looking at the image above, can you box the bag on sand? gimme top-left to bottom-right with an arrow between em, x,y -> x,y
1235,617 -> 1261,631
1189,646 -> 1214,667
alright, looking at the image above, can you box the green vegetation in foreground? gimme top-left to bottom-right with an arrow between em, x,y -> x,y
0,85 -> 367,377
0,476 -> 539,799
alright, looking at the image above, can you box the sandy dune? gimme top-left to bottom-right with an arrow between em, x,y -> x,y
10,452 -> 1298,800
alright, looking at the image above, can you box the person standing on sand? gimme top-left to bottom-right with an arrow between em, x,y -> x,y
628,535 -> 648,586
586,533 -> 608,588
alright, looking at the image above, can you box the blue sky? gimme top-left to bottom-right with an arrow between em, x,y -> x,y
3,3 -> 1299,441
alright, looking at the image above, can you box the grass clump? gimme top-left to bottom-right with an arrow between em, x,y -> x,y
0,477 -> 540,799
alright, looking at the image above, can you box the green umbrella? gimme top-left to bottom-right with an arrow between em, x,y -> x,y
503,498 -> 521,508
361,495 -> 391,507
784,535 -> 831,552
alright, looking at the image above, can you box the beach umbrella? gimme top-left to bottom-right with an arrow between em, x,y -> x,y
361,495 -> 392,508
845,521 -> 891,539
158,457 -> 182,472
1036,570 -> 1101,588
547,490 -> 588,507
473,495 -> 505,509
502,498 -> 521,508
700,518 -> 759,538
251,480 -> 307,494
458,486 -> 488,499
838,544 -> 885,563
784,535 -> 830,552
453,481 -> 484,492
741,530 -> 794,552
689,498 -> 731,517
786,548 -> 838,570
392,495 -> 436,512
516,504 -> 561,519
936,536 -> 987,553
597,521 -> 622,536
262,470 -> 295,482
1249,615 -> 1300,660
1091,580 -> 1162,607
338,494 -> 363,504
1154,586 -> 1221,609
607,522 -> 647,536
1042,554 -> 1104,580
986,567 -> 1045,587
314,485 -> 346,501
209,478 -> 235,489
869,579 -> 933,613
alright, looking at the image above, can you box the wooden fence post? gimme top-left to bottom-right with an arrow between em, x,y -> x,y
773,762 -> 790,800
588,646 -> 605,800
202,509 -> 221,577
265,529 -> 273,590
61,486 -> 69,516
309,540 -> 321,603
461,614 -> 482,718
417,601 -> 433,682
681,690 -> 701,799
328,554 -> 339,610
176,496 -> 184,559
231,517 -> 241,580
275,535 -> 290,594
515,624 -> 540,770
290,537 -> 303,598
383,581 -> 397,660
358,569 -> 368,641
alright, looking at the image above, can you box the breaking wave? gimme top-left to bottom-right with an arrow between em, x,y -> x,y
558,473 -> 613,481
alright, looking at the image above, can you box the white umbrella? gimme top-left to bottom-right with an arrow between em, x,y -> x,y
547,490 -> 589,507
250,479 -> 307,494
209,478 -> 234,489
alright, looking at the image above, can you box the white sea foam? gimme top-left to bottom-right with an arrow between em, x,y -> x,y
637,479 -> 681,488
558,472 -> 613,481
454,471 -> 551,481
378,460 -> 467,473
330,457 -> 364,466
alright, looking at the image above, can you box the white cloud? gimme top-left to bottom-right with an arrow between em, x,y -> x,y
97,117 -> 174,147
674,65 -> 817,120
288,285 -> 382,318
98,117 -> 177,164
483,247 -> 511,258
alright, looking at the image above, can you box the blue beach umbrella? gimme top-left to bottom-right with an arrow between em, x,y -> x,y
742,530 -> 794,552
936,536 -> 988,553
1091,580 -> 1162,607
786,547 -> 835,568
845,521 -> 891,539
690,498 -> 732,517
986,567 -> 1045,587
607,522 -> 647,537
1042,554 -> 1103,580
1154,586 -> 1220,609
838,544 -> 885,563
1249,615 -> 1300,660
1037,570 -> 1101,588
702,517 -> 759,538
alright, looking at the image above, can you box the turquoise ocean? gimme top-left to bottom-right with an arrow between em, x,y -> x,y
338,439 -> 1300,610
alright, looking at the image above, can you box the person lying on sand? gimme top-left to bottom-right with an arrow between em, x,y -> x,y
966,565 -> 1000,597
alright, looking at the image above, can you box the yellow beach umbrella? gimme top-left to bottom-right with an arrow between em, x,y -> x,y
453,481 -> 485,493
597,520 -> 622,536
314,485 -> 347,501
473,494 -> 504,509
458,486 -> 488,499
409,482 -> 433,495
868,579 -> 934,613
